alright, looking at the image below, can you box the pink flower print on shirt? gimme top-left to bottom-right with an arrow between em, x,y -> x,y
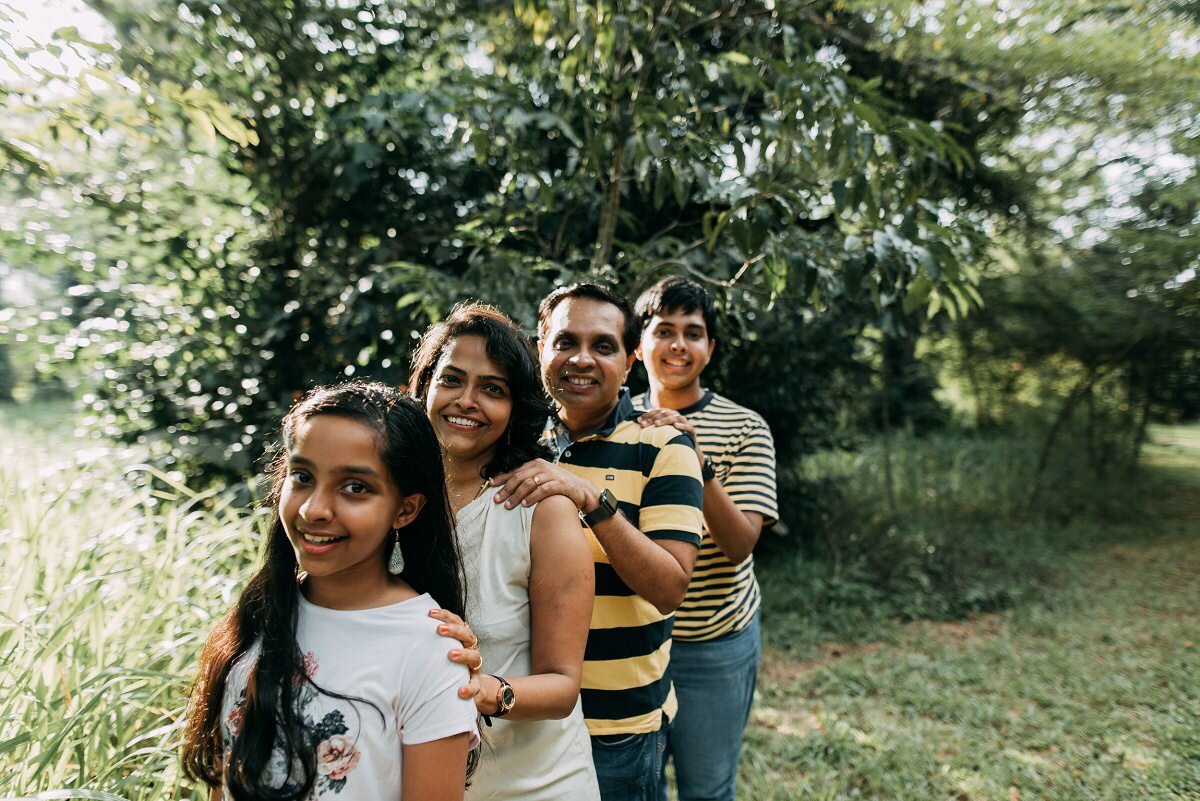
316,734 -> 361,781
227,705 -> 245,737
294,650 -> 320,686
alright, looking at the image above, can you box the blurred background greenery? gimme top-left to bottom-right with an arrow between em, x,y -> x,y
1,0 -> 1198,797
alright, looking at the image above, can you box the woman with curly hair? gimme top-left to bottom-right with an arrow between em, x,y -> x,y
410,302 -> 599,800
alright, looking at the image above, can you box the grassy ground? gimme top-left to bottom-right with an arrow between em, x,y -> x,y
742,426 -> 1200,800
3,403 -> 1197,799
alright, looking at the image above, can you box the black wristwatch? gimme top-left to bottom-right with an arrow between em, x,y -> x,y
482,674 -> 516,727
701,454 -> 716,482
581,488 -> 619,528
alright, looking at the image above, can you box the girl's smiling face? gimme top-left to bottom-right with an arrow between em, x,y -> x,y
280,414 -> 421,586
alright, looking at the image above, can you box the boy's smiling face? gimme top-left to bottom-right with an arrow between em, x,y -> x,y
637,307 -> 715,394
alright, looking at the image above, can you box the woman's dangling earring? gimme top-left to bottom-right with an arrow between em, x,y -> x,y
388,528 -> 405,575
507,426 -> 512,446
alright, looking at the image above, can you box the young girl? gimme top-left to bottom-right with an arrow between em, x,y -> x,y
409,303 -> 599,800
182,381 -> 478,801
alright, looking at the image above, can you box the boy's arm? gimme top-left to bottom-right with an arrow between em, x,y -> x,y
638,408 -> 776,564
694,476 -> 764,565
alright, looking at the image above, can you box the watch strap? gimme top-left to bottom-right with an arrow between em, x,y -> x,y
489,674 -> 515,718
582,489 -> 618,528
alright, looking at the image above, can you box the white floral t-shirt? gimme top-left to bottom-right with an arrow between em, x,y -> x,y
220,592 -> 478,799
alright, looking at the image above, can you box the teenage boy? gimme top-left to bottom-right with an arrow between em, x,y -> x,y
633,276 -> 779,801
489,282 -> 705,801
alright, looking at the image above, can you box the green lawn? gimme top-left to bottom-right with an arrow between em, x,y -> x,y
742,427 -> 1200,800
3,405 -> 1197,799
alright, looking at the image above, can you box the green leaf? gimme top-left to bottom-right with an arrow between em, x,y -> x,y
183,108 -> 217,150
850,174 -> 869,211
672,168 -> 690,208
832,179 -> 848,214
654,165 -> 671,210
927,290 -> 943,319
903,276 -> 934,314
731,217 -> 753,259
851,100 -> 885,131
397,292 -> 424,309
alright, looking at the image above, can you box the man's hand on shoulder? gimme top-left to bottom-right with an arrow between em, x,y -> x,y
490,458 -> 601,512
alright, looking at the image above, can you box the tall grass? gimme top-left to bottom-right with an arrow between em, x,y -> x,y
0,404 -> 260,799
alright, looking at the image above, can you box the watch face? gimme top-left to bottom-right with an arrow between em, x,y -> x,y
582,489 -> 619,527
501,685 -> 516,706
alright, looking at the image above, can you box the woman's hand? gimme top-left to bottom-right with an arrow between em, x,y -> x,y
429,608 -> 483,702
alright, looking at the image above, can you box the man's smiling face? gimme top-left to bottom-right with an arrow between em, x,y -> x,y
539,296 -> 635,423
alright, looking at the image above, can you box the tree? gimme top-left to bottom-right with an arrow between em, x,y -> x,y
4,0 -> 986,475
830,0 -> 1200,420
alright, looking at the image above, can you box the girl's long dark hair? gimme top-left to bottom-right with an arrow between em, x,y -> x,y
182,381 -> 468,798
409,301 -> 554,477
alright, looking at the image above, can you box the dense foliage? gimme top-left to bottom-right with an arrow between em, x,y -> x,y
5,0 -> 991,475
1,0 -> 1197,495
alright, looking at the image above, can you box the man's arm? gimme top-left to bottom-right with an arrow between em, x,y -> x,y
587,512 -> 697,615
490,450 -> 702,614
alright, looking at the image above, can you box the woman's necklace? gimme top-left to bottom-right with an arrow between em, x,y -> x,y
451,477 -> 490,512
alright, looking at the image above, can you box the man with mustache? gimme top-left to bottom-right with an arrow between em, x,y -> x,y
490,282 -> 704,801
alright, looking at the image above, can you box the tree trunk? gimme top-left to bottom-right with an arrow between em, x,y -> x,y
1128,367 -> 1154,473
880,345 -> 897,516
0,342 -> 15,403
590,112 -> 626,272
1085,387 -> 1099,475
959,327 -> 987,427
1023,369 -> 1096,518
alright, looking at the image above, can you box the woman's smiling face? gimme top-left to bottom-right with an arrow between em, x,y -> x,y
279,414 -> 411,583
425,335 -> 514,464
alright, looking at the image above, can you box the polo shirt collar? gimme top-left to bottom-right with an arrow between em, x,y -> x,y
548,388 -> 637,452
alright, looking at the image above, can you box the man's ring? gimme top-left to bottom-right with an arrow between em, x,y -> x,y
533,475 -> 542,487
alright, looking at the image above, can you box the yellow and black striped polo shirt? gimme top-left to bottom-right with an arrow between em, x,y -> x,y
634,390 -> 778,642
548,390 -> 704,735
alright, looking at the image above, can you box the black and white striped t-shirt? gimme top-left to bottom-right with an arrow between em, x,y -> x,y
634,390 -> 778,641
